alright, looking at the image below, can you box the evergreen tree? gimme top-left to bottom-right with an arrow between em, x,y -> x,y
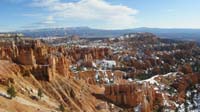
37,88 -> 43,99
7,85 -> 17,99
59,104 -> 65,112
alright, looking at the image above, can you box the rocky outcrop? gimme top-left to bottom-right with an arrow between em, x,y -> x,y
77,70 -> 124,85
0,60 -> 104,112
104,83 -> 155,112
67,47 -> 113,64
17,48 -> 36,65
172,73 -> 200,102
0,39 -> 71,81
56,56 -> 70,77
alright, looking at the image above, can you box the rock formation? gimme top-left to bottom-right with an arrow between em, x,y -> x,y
104,83 -> 155,112
0,39 -> 108,112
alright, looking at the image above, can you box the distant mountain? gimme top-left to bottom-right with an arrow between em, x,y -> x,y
13,27 -> 200,42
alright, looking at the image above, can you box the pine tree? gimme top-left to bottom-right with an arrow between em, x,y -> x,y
59,104 -> 65,112
7,85 -> 17,99
37,88 -> 43,99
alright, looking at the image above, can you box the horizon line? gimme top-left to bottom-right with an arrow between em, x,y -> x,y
1,26 -> 200,33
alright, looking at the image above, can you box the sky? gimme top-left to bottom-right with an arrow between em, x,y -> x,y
0,0 -> 200,32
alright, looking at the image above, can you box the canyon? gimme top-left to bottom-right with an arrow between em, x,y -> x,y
0,33 -> 200,112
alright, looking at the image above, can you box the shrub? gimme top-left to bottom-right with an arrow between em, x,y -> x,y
59,104 -> 65,112
7,85 -> 17,99
136,73 -> 152,80
37,88 -> 43,99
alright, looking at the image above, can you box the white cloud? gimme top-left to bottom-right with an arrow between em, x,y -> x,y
21,15 -> 56,30
31,0 -> 138,29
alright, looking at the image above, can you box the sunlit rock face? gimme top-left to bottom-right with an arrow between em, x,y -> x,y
56,56 -> 70,77
1,32 -> 200,112
0,39 -> 72,81
17,48 -> 36,65
0,39 -> 104,112
104,83 -> 155,112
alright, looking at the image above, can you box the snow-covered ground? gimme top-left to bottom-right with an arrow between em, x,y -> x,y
136,72 -> 200,112
176,84 -> 200,112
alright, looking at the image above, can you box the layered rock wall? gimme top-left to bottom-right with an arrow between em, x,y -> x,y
0,39 -> 71,81
104,83 -> 155,112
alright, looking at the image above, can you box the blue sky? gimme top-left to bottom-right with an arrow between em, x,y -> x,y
0,0 -> 200,32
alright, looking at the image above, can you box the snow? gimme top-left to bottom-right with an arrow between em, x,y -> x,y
162,93 -> 170,107
162,72 -> 178,77
176,85 -> 200,112
104,78 -> 110,84
92,62 -> 97,68
141,75 -> 159,85
160,84 -> 165,90
111,72 -> 114,76
134,104 -> 141,112
155,56 -> 159,60
193,90 -> 197,93
154,87 -> 159,91
104,71 -> 108,77
186,91 -> 191,97
173,101 -> 179,108
178,104 -> 185,112
96,60 -> 116,68
128,78 -> 133,82
137,72 -> 178,85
